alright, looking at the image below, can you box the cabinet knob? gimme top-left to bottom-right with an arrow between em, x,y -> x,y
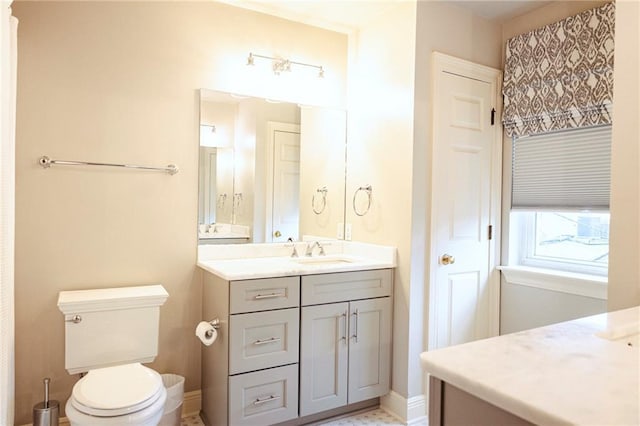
274,230 -> 282,238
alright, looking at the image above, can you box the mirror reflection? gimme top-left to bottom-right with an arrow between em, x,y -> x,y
198,89 -> 347,244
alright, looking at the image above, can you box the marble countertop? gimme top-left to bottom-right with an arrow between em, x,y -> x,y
420,306 -> 640,426
198,232 -> 250,240
197,254 -> 394,280
197,240 -> 396,280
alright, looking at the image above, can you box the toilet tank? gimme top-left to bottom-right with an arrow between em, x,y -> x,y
57,285 -> 169,374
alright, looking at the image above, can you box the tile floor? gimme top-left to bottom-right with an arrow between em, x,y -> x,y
180,408 -> 426,426
180,414 -> 205,426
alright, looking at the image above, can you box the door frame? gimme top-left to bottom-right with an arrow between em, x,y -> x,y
427,52 -> 503,350
264,121 -> 301,242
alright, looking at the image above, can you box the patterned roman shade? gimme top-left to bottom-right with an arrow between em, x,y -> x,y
502,2 -> 615,137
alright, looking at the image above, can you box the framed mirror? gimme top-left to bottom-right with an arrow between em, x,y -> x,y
198,89 -> 347,244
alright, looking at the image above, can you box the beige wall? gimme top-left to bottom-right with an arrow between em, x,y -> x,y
608,0 -> 640,309
501,1 -> 609,41
346,0 -> 502,401
346,1 -> 417,399
11,1 -> 347,424
299,107 -> 347,240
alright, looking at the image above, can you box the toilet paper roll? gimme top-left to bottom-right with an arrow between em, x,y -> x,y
196,321 -> 217,346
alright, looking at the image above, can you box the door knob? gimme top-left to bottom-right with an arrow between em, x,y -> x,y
274,230 -> 282,238
440,254 -> 455,265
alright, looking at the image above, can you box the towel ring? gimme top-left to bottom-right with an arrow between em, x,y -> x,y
217,193 -> 227,209
353,185 -> 372,217
312,187 -> 328,215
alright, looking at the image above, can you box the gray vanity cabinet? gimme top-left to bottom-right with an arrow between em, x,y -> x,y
202,268 -> 392,426
299,269 -> 393,417
202,274 -> 300,426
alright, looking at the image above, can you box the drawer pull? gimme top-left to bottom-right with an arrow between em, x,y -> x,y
351,309 -> 359,343
340,312 -> 347,341
253,395 -> 281,405
253,337 -> 281,345
254,292 -> 285,300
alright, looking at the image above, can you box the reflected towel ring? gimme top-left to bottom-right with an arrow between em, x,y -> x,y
217,193 -> 227,209
233,193 -> 243,208
312,186 -> 328,215
353,185 -> 372,217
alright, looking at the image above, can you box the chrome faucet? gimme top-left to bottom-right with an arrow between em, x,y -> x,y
286,237 -> 299,258
305,241 -> 325,257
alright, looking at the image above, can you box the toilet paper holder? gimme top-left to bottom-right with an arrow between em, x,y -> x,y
205,318 -> 221,338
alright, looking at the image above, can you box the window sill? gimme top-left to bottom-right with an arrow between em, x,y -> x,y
498,265 -> 608,300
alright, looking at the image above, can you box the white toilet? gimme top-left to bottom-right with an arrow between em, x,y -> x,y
57,285 -> 169,426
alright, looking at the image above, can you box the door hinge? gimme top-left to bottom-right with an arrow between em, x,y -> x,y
490,108 -> 496,126
488,225 -> 493,240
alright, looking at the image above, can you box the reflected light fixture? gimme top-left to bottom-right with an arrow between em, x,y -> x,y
246,52 -> 324,78
200,124 -> 227,148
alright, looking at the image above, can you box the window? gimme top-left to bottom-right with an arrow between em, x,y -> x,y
508,126 -> 611,276
511,211 -> 609,275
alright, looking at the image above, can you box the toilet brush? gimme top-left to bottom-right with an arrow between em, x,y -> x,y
33,378 -> 59,426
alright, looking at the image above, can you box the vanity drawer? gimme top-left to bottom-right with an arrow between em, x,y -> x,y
229,364 -> 299,426
302,269 -> 392,306
229,308 -> 299,374
230,276 -> 300,314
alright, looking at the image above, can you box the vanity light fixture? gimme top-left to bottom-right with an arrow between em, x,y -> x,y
246,52 -> 324,78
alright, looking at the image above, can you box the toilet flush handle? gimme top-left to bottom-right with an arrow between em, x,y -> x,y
65,315 -> 82,324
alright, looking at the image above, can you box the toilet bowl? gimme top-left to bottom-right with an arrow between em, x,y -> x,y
65,363 -> 167,426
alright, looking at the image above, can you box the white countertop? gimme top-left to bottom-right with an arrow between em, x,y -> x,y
197,240 -> 396,280
420,307 -> 640,426
198,254 -> 394,280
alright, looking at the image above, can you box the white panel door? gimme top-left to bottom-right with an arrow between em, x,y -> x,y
432,55 -> 501,349
271,125 -> 300,242
347,297 -> 392,403
299,302 -> 348,416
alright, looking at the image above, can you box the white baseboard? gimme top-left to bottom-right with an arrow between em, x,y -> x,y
21,390 -> 202,426
380,391 -> 427,425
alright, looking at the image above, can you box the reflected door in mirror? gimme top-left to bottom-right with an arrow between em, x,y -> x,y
268,123 -> 301,242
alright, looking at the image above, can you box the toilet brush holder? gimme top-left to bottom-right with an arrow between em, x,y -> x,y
33,378 -> 59,426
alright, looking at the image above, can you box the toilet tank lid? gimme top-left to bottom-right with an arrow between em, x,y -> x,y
58,284 -> 169,314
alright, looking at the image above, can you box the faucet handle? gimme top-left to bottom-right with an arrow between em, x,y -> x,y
284,240 -> 299,257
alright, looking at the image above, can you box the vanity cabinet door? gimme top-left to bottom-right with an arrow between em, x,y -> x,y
348,297 -> 392,404
299,302 -> 349,416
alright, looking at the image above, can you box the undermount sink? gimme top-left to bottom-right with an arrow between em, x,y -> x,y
595,322 -> 640,347
293,256 -> 356,265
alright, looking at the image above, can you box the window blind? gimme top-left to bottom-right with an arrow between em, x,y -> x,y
511,125 -> 611,210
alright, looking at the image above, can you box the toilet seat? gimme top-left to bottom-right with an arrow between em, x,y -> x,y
71,363 -> 164,416
65,389 -> 166,426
